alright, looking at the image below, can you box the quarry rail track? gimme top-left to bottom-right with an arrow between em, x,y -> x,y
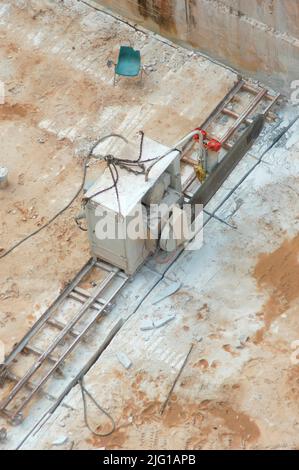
0,258 -> 128,424
181,78 -> 280,197
0,79 -> 280,426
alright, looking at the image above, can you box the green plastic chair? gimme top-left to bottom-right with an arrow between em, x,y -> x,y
114,46 -> 142,85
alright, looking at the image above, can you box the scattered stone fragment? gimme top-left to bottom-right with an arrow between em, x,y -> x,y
116,352 -> 132,369
0,427 -> 7,442
0,167 -> 8,189
52,435 -> 69,446
152,280 -> 182,305
140,319 -> 154,331
237,335 -> 249,349
153,314 -> 176,329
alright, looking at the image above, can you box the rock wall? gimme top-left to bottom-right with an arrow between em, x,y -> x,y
92,0 -> 299,95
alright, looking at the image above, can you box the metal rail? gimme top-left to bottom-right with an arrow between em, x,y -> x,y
189,114 -> 265,208
0,258 -> 128,424
0,258 -> 96,372
181,79 -> 280,194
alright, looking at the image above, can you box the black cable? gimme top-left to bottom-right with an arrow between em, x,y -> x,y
79,378 -> 115,437
83,131 -> 183,219
75,217 -> 88,232
83,156 -> 119,200
0,128 -> 179,257
0,161 -> 89,260
107,161 -> 121,215
0,135 -> 122,260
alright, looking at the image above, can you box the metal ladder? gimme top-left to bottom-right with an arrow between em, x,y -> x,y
0,258 -> 128,425
181,78 -> 280,196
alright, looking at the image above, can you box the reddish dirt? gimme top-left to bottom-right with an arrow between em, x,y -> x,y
253,234 -> 299,343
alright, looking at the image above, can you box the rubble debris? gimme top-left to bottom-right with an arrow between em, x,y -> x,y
116,352 -> 132,369
0,427 -> 7,442
152,280 -> 182,305
153,314 -> 176,329
140,319 -> 155,331
52,436 -> 69,446
0,167 -> 8,189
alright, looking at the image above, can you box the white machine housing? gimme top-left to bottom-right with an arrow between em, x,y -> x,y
84,138 -> 182,275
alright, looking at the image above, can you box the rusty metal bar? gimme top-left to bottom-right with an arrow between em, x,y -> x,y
242,83 -> 274,100
222,107 -> 253,125
220,88 -> 267,143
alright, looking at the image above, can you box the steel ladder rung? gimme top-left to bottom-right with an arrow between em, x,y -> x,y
72,286 -> 108,307
22,345 -> 58,365
5,371 -> 38,391
1,258 -> 96,371
221,107 -> 253,125
241,83 -> 274,101
95,260 -> 128,280
74,286 -> 105,303
8,274 -> 127,422
69,291 -> 105,310
46,318 -> 81,338
5,371 -> 56,401
0,269 -> 118,413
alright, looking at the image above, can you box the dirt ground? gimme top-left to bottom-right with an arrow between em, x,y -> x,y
0,0 -> 234,353
0,0 -> 299,451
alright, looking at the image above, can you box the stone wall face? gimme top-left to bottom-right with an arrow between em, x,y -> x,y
93,0 -> 299,95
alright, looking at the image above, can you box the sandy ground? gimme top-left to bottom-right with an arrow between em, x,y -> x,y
0,0 -> 299,451
0,0 -> 234,353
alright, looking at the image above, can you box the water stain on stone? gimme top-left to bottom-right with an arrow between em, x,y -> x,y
286,364 -> 299,402
137,0 -> 177,33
